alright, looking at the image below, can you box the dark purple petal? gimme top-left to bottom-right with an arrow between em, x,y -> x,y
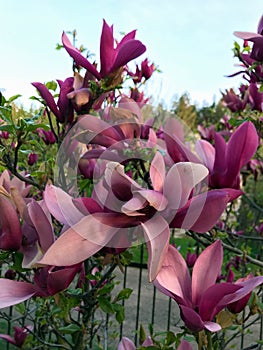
170,189 -> 241,232
57,77 -> 74,123
47,264 -> 81,295
32,82 -> 61,119
111,40 -> 146,73
100,19 -> 115,77
198,282 -> 241,321
226,121 -> 258,186
62,32 -> 101,79
179,305 -> 206,332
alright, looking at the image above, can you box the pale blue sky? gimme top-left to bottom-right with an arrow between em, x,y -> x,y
1,1 -> 262,108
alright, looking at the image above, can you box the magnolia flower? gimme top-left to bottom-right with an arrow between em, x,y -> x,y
0,325 -> 33,348
234,15 -> 263,61
38,151 -> 212,281
62,19 -> 146,80
154,240 -> 263,332
32,77 -> 74,123
196,121 -> 258,189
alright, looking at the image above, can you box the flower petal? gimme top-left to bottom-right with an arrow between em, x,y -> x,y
112,40 -> 146,73
31,82 -> 61,119
178,339 -> 194,350
195,140 -> 215,172
62,32 -> 101,79
170,189 -> 241,232
192,240 -> 223,306
180,305 -> 206,332
163,162 -> 208,210
118,337 -> 136,350
100,20 -> 115,77
44,185 -> 84,226
150,151 -> 166,191
0,279 -> 36,308
142,215 -> 170,282
154,244 -> 192,304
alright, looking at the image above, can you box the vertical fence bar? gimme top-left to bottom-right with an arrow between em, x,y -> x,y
167,297 -> 172,331
151,286 -> 156,326
119,265 -> 127,341
134,244 -> 144,346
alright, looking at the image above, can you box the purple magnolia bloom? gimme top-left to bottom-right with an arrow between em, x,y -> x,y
234,15 -> 263,61
37,128 -> 56,145
38,152 -> 211,282
32,77 -> 74,123
62,19 -> 146,80
196,121 -> 259,189
154,240 -> 263,333
118,336 -> 153,349
0,325 -> 33,348
221,88 -> 248,112
28,152 -> 38,166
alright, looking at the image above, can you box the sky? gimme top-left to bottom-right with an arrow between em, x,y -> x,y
1,1 -> 263,109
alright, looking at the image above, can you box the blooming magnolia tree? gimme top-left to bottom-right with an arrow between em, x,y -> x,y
0,17 -> 262,350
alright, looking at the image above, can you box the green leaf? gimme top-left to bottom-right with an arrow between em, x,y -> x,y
0,125 -> 15,133
58,324 -> 81,334
115,288 -> 133,302
45,80 -> 57,91
139,324 -> 146,345
7,94 -> 22,103
115,306 -> 125,323
98,297 -> 115,314
165,331 -> 177,346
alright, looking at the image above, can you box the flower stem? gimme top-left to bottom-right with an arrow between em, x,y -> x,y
206,331 -> 213,350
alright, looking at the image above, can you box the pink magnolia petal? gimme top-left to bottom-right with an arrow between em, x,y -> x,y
118,30 -> 136,47
170,189 -> 241,232
0,195 -> 22,250
28,200 -> 54,252
44,185 -> 84,226
122,194 -> 146,216
204,321 -> 222,333
0,279 -> 36,308
195,140 -> 215,172
178,339 -> 194,350
39,213 -> 122,266
212,132 -> 227,174
234,31 -> 262,40
142,215 -> 170,282
154,244 -> 192,304
0,334 -> 17,346
192,240 -> 223,306
62,32 -> 101,79
164,162 -> 208,210
47,264 -> 81,295
118,337 -> 136,350
138,190 -> 168,211
220,276 -> 263,307
150,151 -> 166,191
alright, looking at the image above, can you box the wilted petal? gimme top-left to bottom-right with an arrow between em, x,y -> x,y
0,279 -> 36,308
192,240 -> 223,306
154,244 -> 191,305
142,215 -> 170,282
62,32 -> 101,79
163,162 -> 208,210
